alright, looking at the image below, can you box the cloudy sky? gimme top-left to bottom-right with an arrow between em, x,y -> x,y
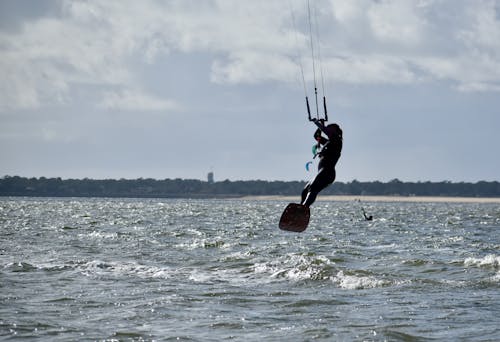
1,0 -> 499,182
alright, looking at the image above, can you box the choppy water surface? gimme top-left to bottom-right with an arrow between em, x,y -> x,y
1,197 -> 499,341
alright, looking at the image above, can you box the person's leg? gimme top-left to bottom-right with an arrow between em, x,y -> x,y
302,189 -> 318,207
301,167 -> 335,207
301,182 -> 311,204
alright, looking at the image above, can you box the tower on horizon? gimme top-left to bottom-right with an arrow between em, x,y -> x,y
207,171 -> 214,184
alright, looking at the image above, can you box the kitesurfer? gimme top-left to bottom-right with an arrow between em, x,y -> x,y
362,208 -> 373,221
301,121 -> 342,207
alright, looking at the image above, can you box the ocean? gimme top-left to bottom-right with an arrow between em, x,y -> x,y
1,197 -> 499,341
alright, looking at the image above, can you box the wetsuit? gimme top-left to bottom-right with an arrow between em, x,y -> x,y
301,125 -> 342,207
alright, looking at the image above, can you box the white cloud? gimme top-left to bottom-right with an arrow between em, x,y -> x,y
459,0 -> 500,52
0,0 -> 296,111
456,82 -> 500,93
211,51 -> 298,84
367,0 -> 427,46
331,0 -> 367,24
1,0 -> 500,113
326,55 -> 417,84
325,0 -> 500,92
99,89 -> 179,112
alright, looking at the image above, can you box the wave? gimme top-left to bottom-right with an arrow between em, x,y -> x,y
331,270 -> 389,289
251,253 -> 392,289
77,260 -> 173,279
2,261 -> 37,272
2,259 -> 175,280
175,238 -> 229,250
464,254 -> 500,269
464,255 -> 500,283
253,254 -> 333,282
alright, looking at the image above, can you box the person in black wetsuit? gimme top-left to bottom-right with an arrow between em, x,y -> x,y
301,121 -> 343,207
362,208 -> 373,221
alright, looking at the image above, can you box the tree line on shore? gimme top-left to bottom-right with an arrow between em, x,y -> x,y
1,176 -> 499,198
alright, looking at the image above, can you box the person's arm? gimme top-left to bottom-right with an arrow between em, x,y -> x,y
311,118 -> 330,139
362,208 -> 368,219
313,128 -> 328,145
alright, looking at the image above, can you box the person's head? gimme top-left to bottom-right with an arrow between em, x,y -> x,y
326,123 -> 342,140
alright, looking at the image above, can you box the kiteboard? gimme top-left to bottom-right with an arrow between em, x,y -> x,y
279,203 -> 310,232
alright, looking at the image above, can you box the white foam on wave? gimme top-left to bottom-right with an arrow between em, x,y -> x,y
464,255 -> 500,283
4,259 -> 175,280
253,254 -> 333,282
331,270 -> 387,290
79,231 -> 119,240
188,268 -> 247,284
80,260 -> 173,279
175,238 -> 230,250
464,254 -> 500,268
188,269 -> 214,283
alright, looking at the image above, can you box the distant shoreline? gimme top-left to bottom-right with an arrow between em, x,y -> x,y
1,194 -> 500,203
241,195 -> 500,203
2,176 -> 500,199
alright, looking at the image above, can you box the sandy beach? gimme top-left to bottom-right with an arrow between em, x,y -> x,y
241,195 -> 500,203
